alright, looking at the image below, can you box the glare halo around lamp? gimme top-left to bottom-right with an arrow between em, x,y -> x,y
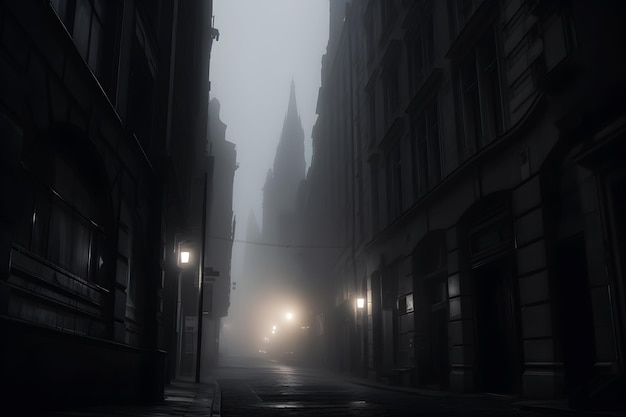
357,298 -> 365,309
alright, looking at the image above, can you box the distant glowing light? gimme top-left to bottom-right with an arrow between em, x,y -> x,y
357,298 -> 365,309
180,251 -> 190,264
272,325 -> 277,330
286,312 -> 293,321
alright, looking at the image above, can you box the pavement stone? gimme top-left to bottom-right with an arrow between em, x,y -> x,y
31,379 -> 220,417
343,375 -> 625,417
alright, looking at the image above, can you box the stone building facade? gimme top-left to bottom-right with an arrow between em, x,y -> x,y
303,0 -> 626,406
0,0 -> 227,411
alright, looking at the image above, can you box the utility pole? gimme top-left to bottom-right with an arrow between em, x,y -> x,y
195,171 -> 208,383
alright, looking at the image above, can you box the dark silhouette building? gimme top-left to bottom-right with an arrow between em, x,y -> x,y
260,82 -> 307,295
0,0 -> 230,412
229,209 -> 263,357
263,80 -> 306,246
238,82 -> 309,359
202,98 -> 237,369
302,0 -> 626,409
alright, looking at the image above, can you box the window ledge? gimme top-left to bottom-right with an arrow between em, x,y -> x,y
367,93 -> 546,251
379,117 -> 405,150
406,68 -> 443,116
536,52 -> 578,94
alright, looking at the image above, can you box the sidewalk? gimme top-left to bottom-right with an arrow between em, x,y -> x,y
35,379 -> 221,417
343,375 -> 625,417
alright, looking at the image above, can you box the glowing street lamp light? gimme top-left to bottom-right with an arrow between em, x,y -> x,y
357,298 -> 365,309
180,251 -> 190,264
285,312 -> 293,321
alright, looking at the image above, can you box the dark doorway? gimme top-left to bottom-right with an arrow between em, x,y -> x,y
420,276 -> 449,388
371,272 -> 383,377
413,232 -> 449,388
556,236 -> 595,395
473,255 -> 520,393
608,174 -> 626,372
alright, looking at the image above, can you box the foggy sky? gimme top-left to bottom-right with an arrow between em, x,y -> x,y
209,0 -> 329,342
210,1 -> 329,226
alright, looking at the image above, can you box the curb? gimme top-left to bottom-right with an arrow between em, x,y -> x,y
211,380 -> 222,417
517,403 -> 625,417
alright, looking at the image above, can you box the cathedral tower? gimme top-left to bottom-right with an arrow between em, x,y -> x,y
262,81 -> 306,245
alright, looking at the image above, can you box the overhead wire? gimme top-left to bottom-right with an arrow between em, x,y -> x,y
206,234 -> 347,249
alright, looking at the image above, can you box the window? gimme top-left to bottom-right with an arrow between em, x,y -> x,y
50,0 -> 71,27
17,150 -> 112,287
357,173 -> 365,241
382,64 -> 400,129
540,6 -> 577,72
456,26 -> 504,158
411,100 -> 441,198
50,0 -> 119,96
365,11 -> 375,64
450,0 -> 480,37
369,160 -> 380,234
368,91 -> 377,145
380,0 -> 396,33
408,16 -> 435,95
127,21 -> 156,154
386,140 -> 403,221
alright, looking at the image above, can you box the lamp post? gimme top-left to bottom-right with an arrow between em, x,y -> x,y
195,171 -> 208,383
356,297 -> 366,376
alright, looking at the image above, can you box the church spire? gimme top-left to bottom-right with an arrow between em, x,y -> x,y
263,80 -> 306,244
286,78 -> 298,122
273,80 -> 305,180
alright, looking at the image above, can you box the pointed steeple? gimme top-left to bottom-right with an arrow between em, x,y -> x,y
286,78 -> 298,122
262,80 -> 306,244
273,81 -> 305,179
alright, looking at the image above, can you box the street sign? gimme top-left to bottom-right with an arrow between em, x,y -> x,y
204,267 -> 220,276
185,316 -> 197,331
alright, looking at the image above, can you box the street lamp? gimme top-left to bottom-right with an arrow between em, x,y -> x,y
357,298 -> 365,309
285,312 -> 293,321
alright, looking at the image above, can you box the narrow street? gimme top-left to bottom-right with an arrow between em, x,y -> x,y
2,2 -> 626,415
214,356 -> 554,417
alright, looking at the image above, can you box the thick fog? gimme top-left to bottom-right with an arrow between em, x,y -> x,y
210,1 -> 329,358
